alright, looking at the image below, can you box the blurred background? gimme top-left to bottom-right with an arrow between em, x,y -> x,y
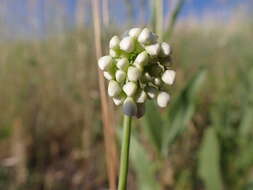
0,0 -> 253,189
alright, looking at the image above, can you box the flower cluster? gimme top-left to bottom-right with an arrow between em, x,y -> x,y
98,27 -> 176,118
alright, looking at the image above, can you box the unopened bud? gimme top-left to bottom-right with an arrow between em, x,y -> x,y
109,49 -> 119,58
157,91 -> 170,108
120,36 -> 135,53
98,56 -> 113,71
145,43 -> 160,56
123,97 -> 137,116
116,57 -> 129,71
109,35 -> 120,49
160,42 -> 171,57
134,51 -> 148,66
123,82 -> 137,97
129,27 -> 142,38
108,80 -> 121,97
138,28 -> 158,45
161,70 -> 176,85
115,70 -> 126,83
127,66 -> 142,82
104,71 -> 114,80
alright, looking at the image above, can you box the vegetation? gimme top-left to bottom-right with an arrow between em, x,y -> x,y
0,0 -> 252,189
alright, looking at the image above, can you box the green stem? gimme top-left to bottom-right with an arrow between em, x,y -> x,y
118,115 -> 132,190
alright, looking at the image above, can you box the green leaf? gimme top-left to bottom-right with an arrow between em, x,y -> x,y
198,127 -> 223,190
130,134 -> 161,190
143,101 -> 163,152
162,70 -> 206,155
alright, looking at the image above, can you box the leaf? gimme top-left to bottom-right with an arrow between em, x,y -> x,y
198,127 -> 223,190
130,134 -> 161,190
143,101 -> 164,152
162,70 -> 206,155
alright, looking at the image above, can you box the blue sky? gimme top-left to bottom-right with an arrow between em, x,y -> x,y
0,0 -> 251,39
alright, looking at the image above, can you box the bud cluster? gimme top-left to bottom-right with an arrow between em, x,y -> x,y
98,27 -> 176,118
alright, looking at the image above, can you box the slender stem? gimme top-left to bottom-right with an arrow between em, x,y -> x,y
118,115 -> 132,190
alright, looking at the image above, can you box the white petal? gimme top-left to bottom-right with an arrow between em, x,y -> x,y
104,71 -> 114,80
129,27 -> 142,38
123,82 -> 137,97
108,80 -> 121,97
134,51 -> 148,66
157,91 -> 170,108
115,70 -> 126,83
112,94 -> 126,106
127,66 -> 142,82
98,56 -> 113,71
138,28 -> 158,45
120,36 -> 135,53
145,43 -> 160,56
109,35 -> 120,49
109,49 -> 119,58
162,70 -> 176,85
160,42 -> 171,57
116,58 -> 129,71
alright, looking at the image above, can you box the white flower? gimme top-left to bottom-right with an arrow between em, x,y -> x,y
145,86 -> 158,99
138,28 -> 158,45
134,51 -> 148,67
98,55 -> 113,71
129,27 -> 142,38
109,49 -> 119,58
104,71 -> 114,80
136,90 -> 147,103
123,82 -> 137,97
115,70 -> 126,83
109,35 -> 120,49
145,43 -> 160,56
160,42 -> 171,57
120,36 -> 135,53
123,97 -> 137,116
157,91 -> 170,108
108,80 -> 121,97
161,70 -> 176,85
127,66 -> 142,82
116,57 -> 129,71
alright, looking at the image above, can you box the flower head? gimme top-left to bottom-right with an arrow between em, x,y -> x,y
97,27 -> 176,118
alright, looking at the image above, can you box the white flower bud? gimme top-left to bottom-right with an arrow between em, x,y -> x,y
127,66 -> 142,82
160,42 -> 171,57
136,90 -> 147,103
161,70 -> 176,85
123,82 -> 137,97
104,71 -> 114,80
109,49 -> 119,58
112,94 -> 126,106
157,91 -> 170,108
120,36 -> 135,53
145,86 -> 158,99
109,35 -> 120,49
134,51 -> 148,66
144,72 -> 152,81
123,97 -> 137,116
145,43 -> 160,56
116,58 -> 129,71
154,77 -> 161,86
98,56 -> 113,71
138,28 -> 158,45
129,27 -> 142,38
115,70 -> 126,83
108,80 -> 121,97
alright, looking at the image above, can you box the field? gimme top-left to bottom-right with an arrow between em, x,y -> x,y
0,1 -> 253,190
